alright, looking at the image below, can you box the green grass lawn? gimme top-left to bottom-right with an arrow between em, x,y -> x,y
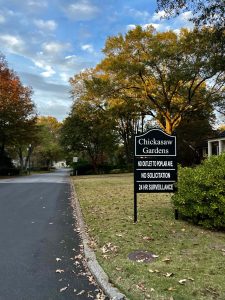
73,174 -> 225,300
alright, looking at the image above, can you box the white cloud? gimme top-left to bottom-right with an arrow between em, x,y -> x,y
81,44 -> 94,53
41,66 -> 55,78
143,23 -> 170,31
126,23 -> 170,32
0,14 -> 5,23
34,19 -> 57,31
64,0 -> 99,21
0,34 -> 25,53
128,8 -> 151,21
152,10 -> 167,21
60,72 -> 69,82
180,11 -> 193,21
33,59 -> 55,78
127,24 -> 136,31
27,0 -> 48,8
65,55 -> 76,60
42,41 -> 71,54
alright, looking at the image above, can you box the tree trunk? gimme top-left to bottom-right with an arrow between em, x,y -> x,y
18,148 -> 24,171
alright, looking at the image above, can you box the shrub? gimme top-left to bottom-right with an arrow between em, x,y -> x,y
72,160 -> 94,175
172,153 -> 225,229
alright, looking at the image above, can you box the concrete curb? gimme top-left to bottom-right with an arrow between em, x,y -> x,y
70,179 -> 127,300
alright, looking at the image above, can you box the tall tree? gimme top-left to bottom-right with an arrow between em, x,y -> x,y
61,100 -> 117,173
70,69 -> 149,164
89,26 -> 224,134
32,116 -> 64,169
0,54 -> 37,170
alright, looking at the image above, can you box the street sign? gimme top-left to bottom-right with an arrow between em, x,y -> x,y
73,157 -> 78,163
133,129 -> 177,222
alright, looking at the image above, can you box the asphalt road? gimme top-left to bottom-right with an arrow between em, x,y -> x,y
0,170 -> 104,300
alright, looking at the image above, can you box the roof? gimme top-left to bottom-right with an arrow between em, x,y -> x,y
208,130 -> 225,141
218,130 -> 225,138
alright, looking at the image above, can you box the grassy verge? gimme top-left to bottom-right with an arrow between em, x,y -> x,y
73,174 -> 225,300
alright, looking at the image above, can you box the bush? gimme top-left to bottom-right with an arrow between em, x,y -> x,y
172,153 -> 225,229
0,168 -> 20,176
72,160 -> 94,175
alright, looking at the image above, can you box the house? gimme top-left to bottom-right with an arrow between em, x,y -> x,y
53,161 -> 67,168
207,130 -> 225,156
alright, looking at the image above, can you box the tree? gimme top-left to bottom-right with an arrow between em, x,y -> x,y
0,54 -> 37,171
176,108 -> 215,165
70,69 -> 149,164
88,26 -> 224,134
61,100 -> 118,173
157,0 -> 225,30
32,116 -> 64,170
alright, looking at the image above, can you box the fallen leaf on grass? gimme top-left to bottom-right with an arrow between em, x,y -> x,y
162,258 -> 171,263
60,286 -> 67,292
143,236 -> 154,241
101,243 -> 118,254
163,273 -> 174,277
149,269 -> 160,273
168,287 -> 176,291
136,283 -> 146,292
116,233 -> 123,237
178,279 -> 187,285
188,277 -> 194,281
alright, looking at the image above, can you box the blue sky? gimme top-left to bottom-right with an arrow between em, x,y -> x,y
0,0 -> 193,121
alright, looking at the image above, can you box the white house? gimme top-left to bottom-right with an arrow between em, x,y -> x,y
207,131 -> 225,156
53,161 -> 67,168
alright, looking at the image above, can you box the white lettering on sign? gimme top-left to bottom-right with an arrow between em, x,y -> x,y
138,160 -> 174,167
143,147 -> 169,154
138,138 -> 173,146
138,183 -> 174,191
140,172 -> 171,179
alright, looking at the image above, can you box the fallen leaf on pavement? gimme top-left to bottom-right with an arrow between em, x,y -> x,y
56,269 -> 64,274
77,290 -> 85,295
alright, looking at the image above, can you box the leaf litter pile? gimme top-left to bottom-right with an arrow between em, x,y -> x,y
73,174 -> 225,300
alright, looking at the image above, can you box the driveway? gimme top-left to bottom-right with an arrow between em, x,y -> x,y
0,169 -> 104,299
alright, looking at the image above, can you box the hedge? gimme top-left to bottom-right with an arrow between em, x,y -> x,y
172,153 -> 225,229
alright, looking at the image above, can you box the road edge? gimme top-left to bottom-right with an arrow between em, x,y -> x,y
70,178 -> 127,300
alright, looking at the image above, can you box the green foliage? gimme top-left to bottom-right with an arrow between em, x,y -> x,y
33,116 -> 64,169
157,0 -> 224,30
172,154 -> 225,229
61,100 -> 118,173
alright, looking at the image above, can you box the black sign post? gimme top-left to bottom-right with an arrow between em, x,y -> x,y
134,129 -> 177,222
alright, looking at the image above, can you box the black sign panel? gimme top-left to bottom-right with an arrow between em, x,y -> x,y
134,129 -> 177,193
